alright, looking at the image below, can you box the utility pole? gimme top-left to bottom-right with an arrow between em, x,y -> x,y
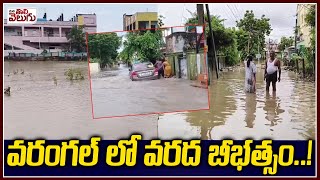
205,4 -> 219,79
294,17 -> 298,54
197,4 -> 210,85
257,34 -> 260,64
247,32 -> 251,55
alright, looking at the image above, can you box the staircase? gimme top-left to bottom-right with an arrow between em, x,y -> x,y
4,36 -> 38,50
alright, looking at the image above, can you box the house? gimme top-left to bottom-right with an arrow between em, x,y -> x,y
4,13 -> 96,55
296,4 -> 313,49
165,26 -> 205,80
123,12 -> 158,31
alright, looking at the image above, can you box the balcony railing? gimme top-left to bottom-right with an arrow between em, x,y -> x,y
44,34 -> 61,37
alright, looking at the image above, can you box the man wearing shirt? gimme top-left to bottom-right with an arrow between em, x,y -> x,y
264,51 -> 281,92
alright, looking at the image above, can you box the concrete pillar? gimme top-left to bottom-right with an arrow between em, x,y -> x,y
149,21 -> 151,29
41,27 -> 44,37
59,27 -> 62,37
22,26 -> 25,37
136,21 -> 138,30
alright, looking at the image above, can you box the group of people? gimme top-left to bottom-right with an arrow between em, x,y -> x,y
245,51 -> 281,93
154,58 -> 172,79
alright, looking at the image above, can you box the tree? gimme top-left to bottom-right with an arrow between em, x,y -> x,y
305,4 -> 315,50
236,10 -> 272,57
88,33 -> 121,68
66,25 -> 86,52
304,4 -> 316,75
120,30 -> 164,64
158,15 -> 165,27
185,11 -> 238,66
278,36 -> 294,52
185,11 -> 235,50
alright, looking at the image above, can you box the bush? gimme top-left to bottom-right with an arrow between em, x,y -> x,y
64,68 -> 85,80
90,58 -> 100,63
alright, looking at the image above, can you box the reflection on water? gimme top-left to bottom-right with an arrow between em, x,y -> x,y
159,64 -> 316,140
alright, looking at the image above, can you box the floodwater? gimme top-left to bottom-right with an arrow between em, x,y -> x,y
3,61 -> 158,139
158,63 -> 316,140
90,64 -> 209,118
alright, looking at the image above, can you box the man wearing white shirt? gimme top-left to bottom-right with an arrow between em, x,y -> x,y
264,51 -> 281,92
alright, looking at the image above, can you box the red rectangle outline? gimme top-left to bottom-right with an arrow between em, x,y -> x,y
86,24 -> 210,119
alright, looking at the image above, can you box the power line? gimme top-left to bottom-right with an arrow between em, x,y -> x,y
223,5 -> 236,23
226,4 -> 238,22
231,4 -> 241,20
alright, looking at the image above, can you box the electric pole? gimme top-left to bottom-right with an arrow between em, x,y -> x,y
205,4 -> 219,79
294,16 -> 298,54
197,4 -> 210,85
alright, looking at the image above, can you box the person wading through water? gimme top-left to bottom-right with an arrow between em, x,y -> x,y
154,59 -> 164,78
264,51 -> 281,92
245,55 -> 257,93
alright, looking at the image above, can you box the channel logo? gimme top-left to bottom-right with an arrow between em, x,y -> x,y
7,8 -> 37,24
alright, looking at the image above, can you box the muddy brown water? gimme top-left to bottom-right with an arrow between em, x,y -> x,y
158,64 -> 316,140
4,61 -> 158,139
4,61 -> 316,140
90,64 -> 208,118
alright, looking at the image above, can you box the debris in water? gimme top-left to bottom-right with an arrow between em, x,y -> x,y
4,87 -> 10,96
53,76 -> 58,86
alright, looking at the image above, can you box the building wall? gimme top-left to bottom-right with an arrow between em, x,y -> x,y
4,27 -> 22,36
123,12 -> 158,31
136,12 -> 158,22
297,4 -> 312,47
4,13 -> 96,51
24,28 -> 41,37
61,28 -> 71,37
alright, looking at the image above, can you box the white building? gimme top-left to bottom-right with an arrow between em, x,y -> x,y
4,13 -> 97,53
297,4 -> 314,48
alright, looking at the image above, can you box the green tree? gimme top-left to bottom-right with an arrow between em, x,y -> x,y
236,10 -> 272,57
121,30 -> 164,63
278,36 -> 294,52
88,33 -> 121,68
305,4 -> 315,50
185,11 -> 238,66
185,12 -> 235,50
304,4 -> 316,75
234,28 -> 249,60
66,25 -> 86,52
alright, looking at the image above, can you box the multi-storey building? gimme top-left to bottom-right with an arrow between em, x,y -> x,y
296,4 -> 313,48
123,12 -> 158,31
4,13 -> 97,52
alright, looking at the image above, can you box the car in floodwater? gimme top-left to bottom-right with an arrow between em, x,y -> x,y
129,62 -> 159,81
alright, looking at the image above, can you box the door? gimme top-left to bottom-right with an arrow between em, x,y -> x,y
179,57 -> 187,79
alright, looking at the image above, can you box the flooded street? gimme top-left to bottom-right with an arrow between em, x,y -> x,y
4,61 -> 316,140
158,64 -> 316,140
4,61 -> 158,139
90,64 -> 209,118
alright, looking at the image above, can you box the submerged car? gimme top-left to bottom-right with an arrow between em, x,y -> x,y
129,62 -> 159,81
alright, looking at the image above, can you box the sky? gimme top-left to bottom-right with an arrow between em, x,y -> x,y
3,3 -> 302,41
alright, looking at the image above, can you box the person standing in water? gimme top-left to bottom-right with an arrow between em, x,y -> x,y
154,59 -> 164,78
264,51 -> 281,92
245,55 -> 257,93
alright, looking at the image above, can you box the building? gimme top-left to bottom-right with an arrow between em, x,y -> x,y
123,12 -> 158,31
165,27 -> 205,80
296,4 -> 313,48
4,13 -> 97,52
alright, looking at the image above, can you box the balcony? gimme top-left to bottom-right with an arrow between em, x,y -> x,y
22,36 -> 68,43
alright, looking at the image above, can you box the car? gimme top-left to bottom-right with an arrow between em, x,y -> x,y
129,62 -> 159,81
